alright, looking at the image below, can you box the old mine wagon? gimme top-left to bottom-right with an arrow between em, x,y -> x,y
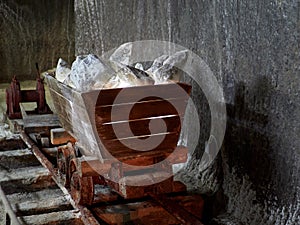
45,74 -> 192,205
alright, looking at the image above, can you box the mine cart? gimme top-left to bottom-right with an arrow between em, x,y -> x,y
45,74 -> 191,205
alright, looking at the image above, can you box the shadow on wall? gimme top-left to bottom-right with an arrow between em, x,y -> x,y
224,77 -> 281,202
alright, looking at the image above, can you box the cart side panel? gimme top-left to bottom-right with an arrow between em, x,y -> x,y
45,75 -> 103,158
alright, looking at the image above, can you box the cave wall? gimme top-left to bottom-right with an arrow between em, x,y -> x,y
0,0 -> 75,82
74,1 -> 299,224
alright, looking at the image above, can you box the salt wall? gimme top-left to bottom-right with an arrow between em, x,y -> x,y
74,1 -> 300,224
0,0 -> 75,82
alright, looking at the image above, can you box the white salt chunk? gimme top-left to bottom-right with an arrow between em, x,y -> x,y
69,54 -> 113,91
55,58 -> 71,83
148,50 -> 189,84
109,42 -> 133,65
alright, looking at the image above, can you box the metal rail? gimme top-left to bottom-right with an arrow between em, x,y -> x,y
20,131 -> 101,225
0,185 -> 21,225
0,126 -> 204,225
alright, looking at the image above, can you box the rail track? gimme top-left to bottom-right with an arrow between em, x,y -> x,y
0,116 -> 204,225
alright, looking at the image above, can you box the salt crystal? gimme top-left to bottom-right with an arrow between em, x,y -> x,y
146,54 -> 169,75
109,42 -> 133,65
69,54 -> 113,91
134,63 -> 144,71
104,63 -> 154,88
55,58 -> 71,83
148,50 -> 189,84
54,47 -> 189,91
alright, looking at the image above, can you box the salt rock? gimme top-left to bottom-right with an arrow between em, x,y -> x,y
148,50 -> 189,84
69,54 -> 113,91
109,42 -> 133,65
55,58 -> 71,83
134,62 -> 144,71
146,54 -> 169,75
127,65 -> 154,85
104,63 -> 154,89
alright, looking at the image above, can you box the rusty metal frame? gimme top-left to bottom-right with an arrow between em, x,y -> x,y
6,76 -> 52,119
0,185 -> 21,225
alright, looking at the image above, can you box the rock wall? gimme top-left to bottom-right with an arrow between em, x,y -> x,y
0,0 -> 75,82
74,1 -> 299,224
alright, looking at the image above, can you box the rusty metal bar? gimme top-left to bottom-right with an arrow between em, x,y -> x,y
78,206 -> 101,225
20,130 -> 55,173
6,76 -> 52,119
0,185 -> 21,225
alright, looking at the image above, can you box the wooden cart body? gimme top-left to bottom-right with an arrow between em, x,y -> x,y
45,75 -> 191,163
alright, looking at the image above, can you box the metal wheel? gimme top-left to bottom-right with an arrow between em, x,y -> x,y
70,171 -> 94,206
69,158 -> 94,205
57,142 -> 75,187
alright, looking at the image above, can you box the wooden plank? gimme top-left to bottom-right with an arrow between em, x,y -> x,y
0,166 -> 49,182
11,195 -> 73,216
92,182 -> 186,204
46,75 -> 75,102
93,184 -> 119,203
0,148 -> 40,169
82,82 -> 192,107
48,89 -> 74,123
18,210 -> 82,225
92,200 -> 180,225
7,188 -> 64,205
20,103 -> 61,135
0,167 -> 56,195
150,194 -> 204,225
118,146 -> 188,166
102,132 -> 179,158
50,89 -> 73,133
97,115 -> 181,140
0,139 -> 26,151
169,194 -> 204,220
117,174 -> 175,199
92,193 -> 202,225
72,157 -> 112,177
48,89 -> 72,113
73,146 -> 187,178
95,98 -> 188,124
55,115 -> 74,135
50,128 -> 76,145
23,114 -> 60,128
41,147 -> 58,158
0,148 -> 32,157
1,178 -> 57,196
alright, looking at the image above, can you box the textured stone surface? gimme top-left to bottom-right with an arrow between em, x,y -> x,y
74,0 -> 299,224
0,0 -> 75,82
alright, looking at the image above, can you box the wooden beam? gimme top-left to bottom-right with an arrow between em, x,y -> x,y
92,200 -> 180,225
92,193 -> 203,225
0,166 -> 49,183
18,210 -> 81,225
50,128 -> 76,145
150,194 -> 204,225
11,195 -> 72,216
